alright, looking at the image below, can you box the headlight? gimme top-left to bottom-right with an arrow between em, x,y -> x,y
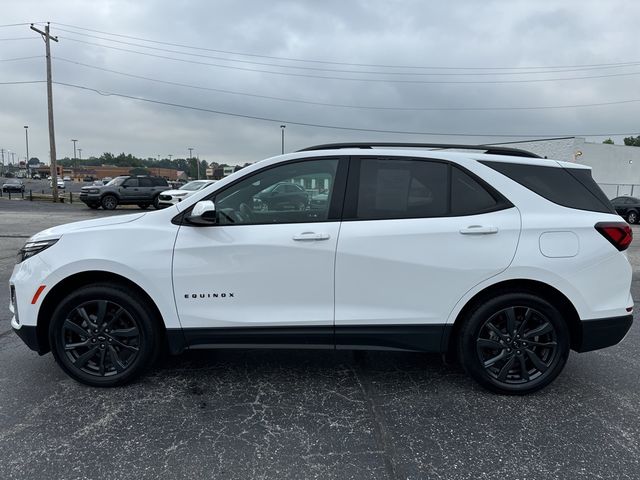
173,192 -> 188,197
18,239 -> 59,264
88,188 -> 99,194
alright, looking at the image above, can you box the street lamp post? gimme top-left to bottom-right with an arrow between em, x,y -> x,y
24,126 -> 29,168
280,125 -> 286,154
188,147 -> 196,179
71,139 -> 78,178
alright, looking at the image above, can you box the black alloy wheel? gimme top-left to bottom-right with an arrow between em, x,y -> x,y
152,195 -> 161,209
49,284 -> 159,387
459,293 -> 569,394
627,211 -> 638,224
101,194 -> 118,210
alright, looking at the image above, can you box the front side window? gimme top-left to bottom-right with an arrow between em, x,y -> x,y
214,159 -> 339,225
123,178 -> 139,187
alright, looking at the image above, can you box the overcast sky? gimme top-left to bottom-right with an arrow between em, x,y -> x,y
1,0 -> 639,166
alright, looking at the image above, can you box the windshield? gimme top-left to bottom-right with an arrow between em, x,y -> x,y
180,180 -> 210,191
107,177 -> 127,187
7,179 -> 20,184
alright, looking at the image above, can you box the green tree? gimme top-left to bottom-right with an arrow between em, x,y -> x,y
28,157 -> 40,165
129,167 -> 150,175
623,135 -> 640,146
602,138 -> 614,144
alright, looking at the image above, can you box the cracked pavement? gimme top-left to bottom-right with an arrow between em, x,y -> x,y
1,199 -> 639,479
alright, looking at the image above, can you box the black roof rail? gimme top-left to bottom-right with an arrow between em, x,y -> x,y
297,142 -> 541,158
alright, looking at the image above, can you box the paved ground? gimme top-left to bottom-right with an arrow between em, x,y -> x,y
1,198 -> 639,479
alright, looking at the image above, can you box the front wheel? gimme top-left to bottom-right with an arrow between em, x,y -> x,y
101,194 -> 118,210
627,210 -> 638,224
152,195 -> 161,209
458,293 -> 569,395
49,283 -> 160,387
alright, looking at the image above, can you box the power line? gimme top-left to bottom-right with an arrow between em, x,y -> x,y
50,22 -> 640,72
0,80 -> 45,85
0,23 -> 33,28
55,36 -> 640,84
53,56 -> 640,112
0,55 -> 43,62
0,37 -> 38,41
50,80 -> 640,138
51,27 -> 640,76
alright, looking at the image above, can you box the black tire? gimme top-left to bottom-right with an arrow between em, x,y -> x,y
152,195 -> 161,209
627,210 -> 638,224
49,283 -> 160,387
88,203 -> 100,210
138,203 -> 150,210
458,293 -> 569,395
101,194 -> 118,210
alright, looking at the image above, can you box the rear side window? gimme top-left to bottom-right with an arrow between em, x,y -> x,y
139,178 -> 153,187
152,177 -> 168,186
353,158 -> 508,220
482,161 -> 615,214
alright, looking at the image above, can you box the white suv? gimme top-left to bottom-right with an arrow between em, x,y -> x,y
9,143 -> 633,394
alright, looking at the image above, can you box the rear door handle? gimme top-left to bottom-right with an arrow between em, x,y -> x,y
293,232 -> 331,241
459,225 -> 498,235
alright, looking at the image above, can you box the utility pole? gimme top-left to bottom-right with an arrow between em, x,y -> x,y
0,148 -> 4,175
31,22 -> 59,201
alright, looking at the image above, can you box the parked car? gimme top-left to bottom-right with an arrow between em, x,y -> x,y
49,178 -> 65,189
79,175 -> 170,210
32,174 -> 41,180
254,181 -> 308,210
157,180 -> 217,207
9,143 -> 633,394
611,196 -> 640,224
83,176 -> 95,182
2,178 -> 25,193
63,176 -> 71,182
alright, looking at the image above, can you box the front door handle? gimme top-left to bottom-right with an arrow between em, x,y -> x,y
459,225 -> 498,235
293,232 -> 331,241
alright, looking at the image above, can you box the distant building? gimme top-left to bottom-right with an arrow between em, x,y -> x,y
492,137 -> 640,198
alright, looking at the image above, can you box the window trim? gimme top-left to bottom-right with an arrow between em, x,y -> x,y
174,156 -> 349,227
342,155 -> 513,221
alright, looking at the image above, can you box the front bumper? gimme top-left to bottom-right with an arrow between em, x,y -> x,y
12,324 -> 42,353
576,314 -> 633,352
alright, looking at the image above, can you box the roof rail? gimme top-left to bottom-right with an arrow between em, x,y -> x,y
297,142 -> 541,158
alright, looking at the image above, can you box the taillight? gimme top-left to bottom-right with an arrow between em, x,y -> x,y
595,222 -> 633,251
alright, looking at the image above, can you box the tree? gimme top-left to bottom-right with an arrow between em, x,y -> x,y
602,138 -> 614,145
28,157 -> 40,165
623,135 -> 640,147
129,167 -> 150,176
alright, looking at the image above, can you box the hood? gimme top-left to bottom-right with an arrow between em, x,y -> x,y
161,189 -> 192,197
30,212 -> 146,241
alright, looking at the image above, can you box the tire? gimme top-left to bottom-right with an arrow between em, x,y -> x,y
48,283 -> 160,387
88,203 -> 100,210
101,194 -> 118,210
458,293 -> 569,395
152,195 -> 161,210
138,203 -> 150,210
627,210 -> 638,224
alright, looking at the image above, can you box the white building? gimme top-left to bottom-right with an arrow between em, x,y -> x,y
492,137 -> 640,198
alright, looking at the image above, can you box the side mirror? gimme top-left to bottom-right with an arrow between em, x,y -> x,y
187,200 -> 217,225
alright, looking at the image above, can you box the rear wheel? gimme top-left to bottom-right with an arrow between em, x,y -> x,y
458,293 -> 569,395
49,283 -> 160,387
101,194 -> 118,210
627,210 -> 638,224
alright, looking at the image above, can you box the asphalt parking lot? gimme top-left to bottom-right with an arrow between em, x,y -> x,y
1,198 -> 639,480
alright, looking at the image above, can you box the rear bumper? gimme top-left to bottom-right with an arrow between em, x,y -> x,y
576,314 -> 633,352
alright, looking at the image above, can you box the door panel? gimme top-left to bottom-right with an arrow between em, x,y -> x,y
334,208 -> 521,327
173,222 -> 340,329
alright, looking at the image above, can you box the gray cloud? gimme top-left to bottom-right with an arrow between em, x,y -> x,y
1,0 -> 639,166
